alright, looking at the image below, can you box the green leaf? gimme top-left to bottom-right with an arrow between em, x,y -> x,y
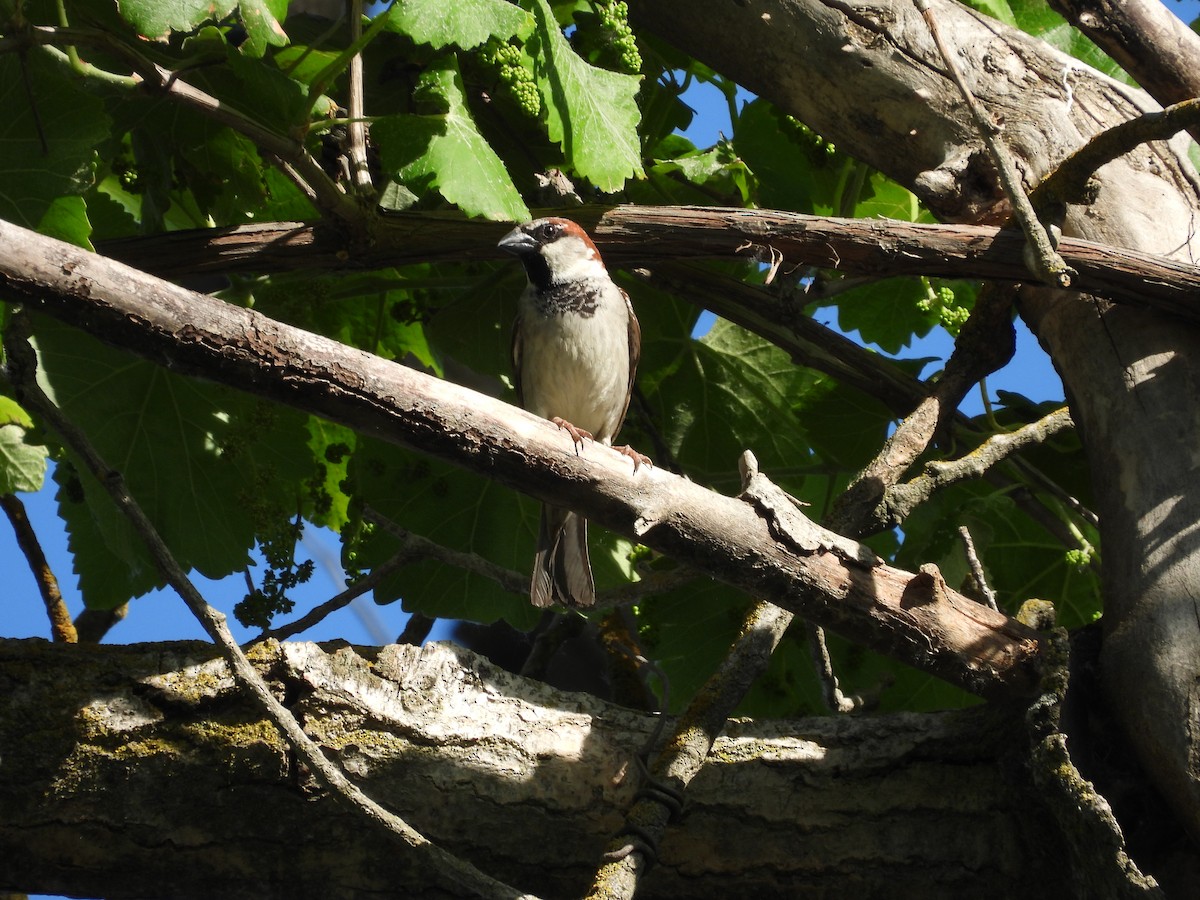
32,316 -> 314,608
527,0 -> 643,192
374,58 -> 529,221
117,0 -> 237,39
733,99 -> 836,213
346,438 -> 543,630
1006,0 -> 1130,82
237,0 -> 290,56
634,287 -> 821,493
0,54 -> 110,228
0,398 -> 48,494
385,0 -> 532,49
244,269 -> 439,368
37,196 -> 94,250
829,277 -> 941,354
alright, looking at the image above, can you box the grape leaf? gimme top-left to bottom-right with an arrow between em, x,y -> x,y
527,0 -> 643,192
0,398 -> 48,495
374,58 -> 529,221
0,55 -> 109,229
32,316 -> 314,608
385,0 -> 532,49
117,0 -> 237,39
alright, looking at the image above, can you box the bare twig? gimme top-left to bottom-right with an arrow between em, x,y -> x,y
1036,98 -> 1200,210
345,0 -> 375,195
1,493 -> 75,643
397,611 -> 435,645
363,506 -> 694,607
914,0 -> 1076,287
957,525 -> 998,611
590,597 -> 794,897
806,625 -> 863,713
73,604 -> 129,644
0,313 -> 532,900
886,407 -> 1075,525
261,547 -> 413,642
829,285 -> 1018,536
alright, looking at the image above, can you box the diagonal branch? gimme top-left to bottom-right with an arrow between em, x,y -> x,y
10,25 -> 362,224
828,285 -> 1018,535
0,217 -> 1041,698
1,492 -> 75,643
886,407 -> 1076,527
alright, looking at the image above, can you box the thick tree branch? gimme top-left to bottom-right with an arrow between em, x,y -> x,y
0,636 -> 1097,899
914,0 -> 1074,286
0,218 -> 1041,697
97,207 -> 1200,323
829,285 -> 1017,535
1047,0 -> 1200,144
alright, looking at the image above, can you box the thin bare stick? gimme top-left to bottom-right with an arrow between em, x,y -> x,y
1,493 -> 76,643
958,525 -> 999,611
261,547 -> 413,642
914,0 -> 1076,288
806,625 -> 860,713
0,313 -> 532,900
364,506 -> 694,606
345,0 -> 375,195
589,598 -> 794,898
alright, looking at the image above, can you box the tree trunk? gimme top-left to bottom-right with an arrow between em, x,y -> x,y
0,636 -> 1081,899
630,0 -> 1200,846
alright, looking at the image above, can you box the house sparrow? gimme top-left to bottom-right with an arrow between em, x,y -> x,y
498,217 -> 644,608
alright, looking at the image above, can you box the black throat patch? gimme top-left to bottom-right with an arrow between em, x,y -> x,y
534,278 -> 600,317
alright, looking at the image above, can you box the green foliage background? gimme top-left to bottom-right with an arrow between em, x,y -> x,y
0,0 -> 1110,717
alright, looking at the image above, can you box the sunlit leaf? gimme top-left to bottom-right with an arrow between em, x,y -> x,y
527,0 -> 643,191
384,0 -> 532,49
374,58 -> 529,221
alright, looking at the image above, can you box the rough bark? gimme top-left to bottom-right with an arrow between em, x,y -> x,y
0,217 -> 1041,698
629,0 -> 1200,847
96,209 -> 1200,321
0,636 -> 1076,899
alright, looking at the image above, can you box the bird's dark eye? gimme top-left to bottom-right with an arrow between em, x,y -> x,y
538,221 -> 562,241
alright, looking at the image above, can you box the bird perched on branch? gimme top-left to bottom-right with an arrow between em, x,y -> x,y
498,217 -> 645,608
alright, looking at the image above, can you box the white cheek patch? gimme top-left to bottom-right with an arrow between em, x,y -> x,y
541,236 -> 606,282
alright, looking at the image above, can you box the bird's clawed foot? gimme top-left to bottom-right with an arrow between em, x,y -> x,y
614,444 -> 653,472
552,416 -> 593,453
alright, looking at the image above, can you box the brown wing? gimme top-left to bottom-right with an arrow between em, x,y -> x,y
613,287 -> 640,436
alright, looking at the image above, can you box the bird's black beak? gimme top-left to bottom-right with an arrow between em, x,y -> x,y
498,226 -> 537,255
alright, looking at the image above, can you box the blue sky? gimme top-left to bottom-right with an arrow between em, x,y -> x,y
4,2 -> 1200,653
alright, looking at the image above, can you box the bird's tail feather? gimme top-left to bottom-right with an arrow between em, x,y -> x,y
531,504 -> 595,608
